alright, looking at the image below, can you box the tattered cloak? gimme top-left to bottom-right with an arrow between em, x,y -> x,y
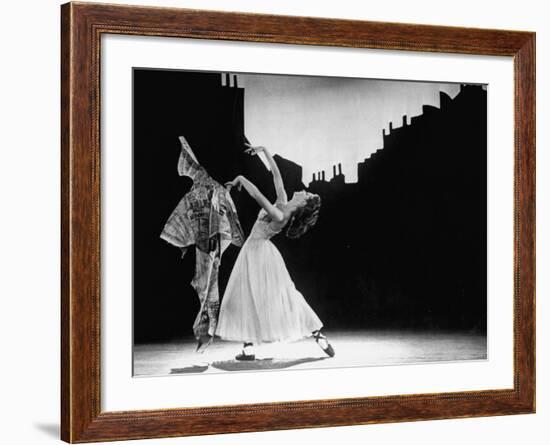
160,136 -> 244,351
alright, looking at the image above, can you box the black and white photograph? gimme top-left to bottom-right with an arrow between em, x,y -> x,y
132,68 -> 487,377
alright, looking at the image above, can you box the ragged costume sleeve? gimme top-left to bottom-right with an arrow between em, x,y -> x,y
160,136 -> 244,254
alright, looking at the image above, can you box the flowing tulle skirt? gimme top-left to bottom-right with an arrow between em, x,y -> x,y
215,238 -> 323,344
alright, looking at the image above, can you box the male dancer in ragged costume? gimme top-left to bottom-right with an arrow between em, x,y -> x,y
161,136 -> 244,352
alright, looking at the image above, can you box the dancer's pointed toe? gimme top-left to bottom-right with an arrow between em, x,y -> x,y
322,343 -> 335,358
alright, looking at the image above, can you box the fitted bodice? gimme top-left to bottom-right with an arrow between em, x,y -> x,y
249,209 -> 283,240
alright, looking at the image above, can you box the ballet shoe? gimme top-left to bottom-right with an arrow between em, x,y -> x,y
313,330 -> 335,357
235,351 -> 255,361
235,343 -> 255,361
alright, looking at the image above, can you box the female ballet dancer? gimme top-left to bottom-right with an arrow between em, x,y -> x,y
215,143 -> 335,361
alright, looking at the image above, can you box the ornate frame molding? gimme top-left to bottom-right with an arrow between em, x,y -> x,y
61,2 -> 535,442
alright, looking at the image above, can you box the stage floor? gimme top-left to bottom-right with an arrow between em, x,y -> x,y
134,330 -> 487,377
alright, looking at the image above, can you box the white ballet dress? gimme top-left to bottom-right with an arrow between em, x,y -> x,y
215,208 -> 323,344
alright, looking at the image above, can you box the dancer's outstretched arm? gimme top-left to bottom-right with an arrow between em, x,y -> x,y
245,143 -> 287,204
226,175 -> 285,223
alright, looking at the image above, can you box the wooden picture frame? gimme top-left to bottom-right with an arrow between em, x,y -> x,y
61,2 -> 535,442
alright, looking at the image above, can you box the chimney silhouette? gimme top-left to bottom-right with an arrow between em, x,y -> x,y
333,165 -> 336,177
225,73 -> 230,87
389,122 -> 393,132
233,75 -> 238,88
338,163 -> 342,175
312,173 -> 316,182
322,170 -> 325,181
403,115 -> 407,126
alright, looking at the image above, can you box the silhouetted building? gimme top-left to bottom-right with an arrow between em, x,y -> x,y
305,85 -> 487,331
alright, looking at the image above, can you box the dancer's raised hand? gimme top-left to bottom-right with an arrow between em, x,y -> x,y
225,176 -> 243,191
244,142 -> 266,156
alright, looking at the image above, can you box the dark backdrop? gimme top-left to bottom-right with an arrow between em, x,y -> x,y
133,68 -> 487,344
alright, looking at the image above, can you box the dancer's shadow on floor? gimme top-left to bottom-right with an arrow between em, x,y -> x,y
170,357 -> 327,374
211,357 -> 327,372
170,364 -> 210,374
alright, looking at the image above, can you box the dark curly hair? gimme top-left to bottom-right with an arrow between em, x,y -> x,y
285,193 -> 321,239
